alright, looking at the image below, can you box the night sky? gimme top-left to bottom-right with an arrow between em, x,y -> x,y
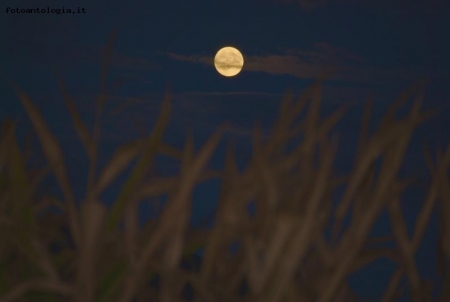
2,0 -> 450,299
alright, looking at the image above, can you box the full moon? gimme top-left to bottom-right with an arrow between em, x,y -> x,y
214,46 -> 244,77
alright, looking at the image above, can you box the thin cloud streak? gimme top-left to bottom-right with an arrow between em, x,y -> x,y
166,42 -> 417,85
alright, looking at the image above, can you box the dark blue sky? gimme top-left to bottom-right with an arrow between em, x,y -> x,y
2,0 -> 450,299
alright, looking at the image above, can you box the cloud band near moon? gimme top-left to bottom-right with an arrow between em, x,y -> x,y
165,43 -> 420,85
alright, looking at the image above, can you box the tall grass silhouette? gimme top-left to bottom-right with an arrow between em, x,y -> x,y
1,32 -> 449,302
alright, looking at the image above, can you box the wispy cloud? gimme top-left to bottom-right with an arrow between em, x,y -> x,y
166,53 -> 211,66
165,42 -> 351,78
166,42 -> 416,84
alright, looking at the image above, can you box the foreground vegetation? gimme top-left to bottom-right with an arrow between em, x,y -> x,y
1,34 -> 449,302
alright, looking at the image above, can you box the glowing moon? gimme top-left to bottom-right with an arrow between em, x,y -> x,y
214,46 -> 244,77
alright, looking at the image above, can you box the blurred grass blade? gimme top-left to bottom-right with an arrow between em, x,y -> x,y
96,260 -> 128,302
7,131 -> 35,230
356,97 -> 373,160
378,79 -> 424,129
388,198 -> 421,298
11,84 -> 81,247
106,91 -> 172,232
0,119 -> 17,173
87,30 -> 117,194
95,138 -> 182,196
78,201 -> 106,302
95,140 -> 143,195
201,139 -> 240,281
57,73 -> 93,158
320,88 -> 427,302
118,126 -> 224,302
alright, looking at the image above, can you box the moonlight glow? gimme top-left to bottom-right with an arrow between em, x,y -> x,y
214,46 -> 244,77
